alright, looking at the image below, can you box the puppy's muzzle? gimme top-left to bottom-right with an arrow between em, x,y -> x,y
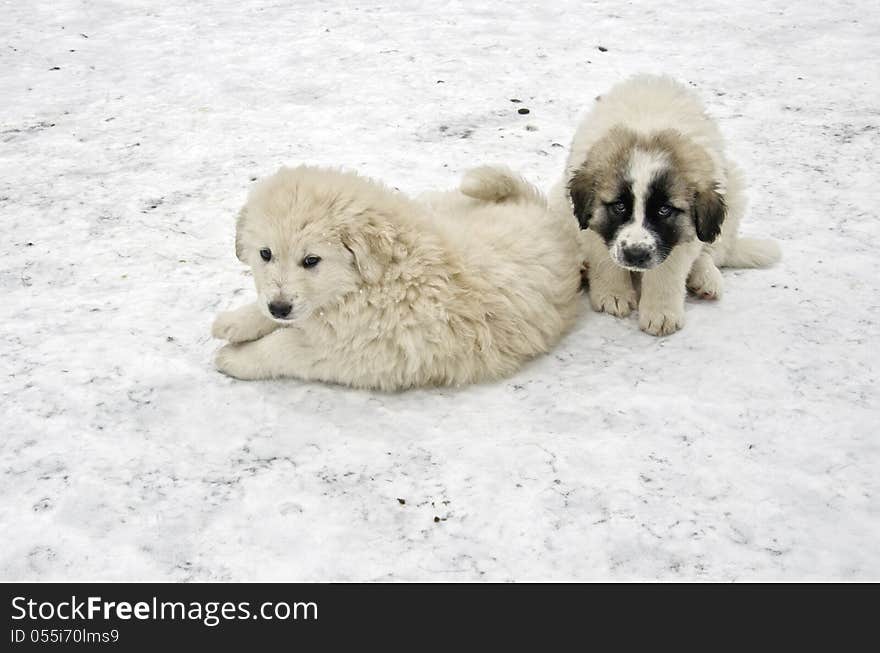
620,245 -> 654,269
268,301 -> 293,319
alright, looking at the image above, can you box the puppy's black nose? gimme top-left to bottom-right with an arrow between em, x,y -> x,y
268,301 -> 292,319
622,246 -> 652,268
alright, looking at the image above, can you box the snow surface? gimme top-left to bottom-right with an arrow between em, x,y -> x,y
1,1 -> 878,581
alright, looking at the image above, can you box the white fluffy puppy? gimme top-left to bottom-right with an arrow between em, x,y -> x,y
550,75 -> 780,336
212,165 -> 582,391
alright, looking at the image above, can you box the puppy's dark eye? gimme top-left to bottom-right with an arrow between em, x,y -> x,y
657,205 -> 673,218
259,248 -> 272,262
302,255 -> 321,269
611,201 -> 627,215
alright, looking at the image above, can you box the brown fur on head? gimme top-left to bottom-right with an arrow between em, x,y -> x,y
649,129 -> 726,243
568,126 -> 638,230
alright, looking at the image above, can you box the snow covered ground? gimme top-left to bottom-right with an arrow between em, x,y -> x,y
1,1 -> 878,581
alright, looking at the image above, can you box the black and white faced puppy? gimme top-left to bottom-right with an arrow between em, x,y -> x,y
568,126 -> 726,272
554,74 -> 779,336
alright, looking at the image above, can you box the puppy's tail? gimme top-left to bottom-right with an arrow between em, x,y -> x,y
722,237 -> 782,268
460,165 -> 546,207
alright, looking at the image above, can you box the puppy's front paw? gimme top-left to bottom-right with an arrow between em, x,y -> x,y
638,305 -> 684,336
215,344 -> 262,380
591,288 -> 638,317
687,264 -> 724,300
212,310 -> 258,343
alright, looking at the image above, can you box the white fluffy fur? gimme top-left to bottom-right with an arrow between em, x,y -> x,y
213,165 -> 582,391
549,74 -> 781,336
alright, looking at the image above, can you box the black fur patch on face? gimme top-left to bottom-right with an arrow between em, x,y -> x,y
595,183 -> 634,245
642,172 -> 685,252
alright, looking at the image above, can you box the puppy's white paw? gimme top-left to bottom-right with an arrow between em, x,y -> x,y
215,344 -> 262,380
638,305 -> 684,336
591,288 -> 638,317
687,264 -> 724,300
212,310 -> 260,343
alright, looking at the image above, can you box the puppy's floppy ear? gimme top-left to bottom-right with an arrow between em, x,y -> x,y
567,168 -> 596,230
341,217 -> 395,284
692,185 -> 726,243
234,206 -> 248,262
